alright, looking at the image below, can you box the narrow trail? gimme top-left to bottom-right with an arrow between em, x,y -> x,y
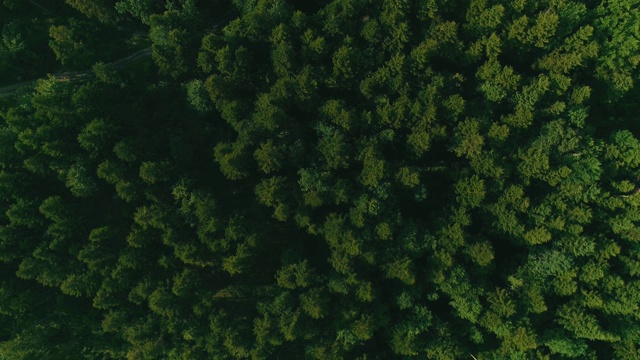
0,46 -> 152,98
0,8 -> 239,98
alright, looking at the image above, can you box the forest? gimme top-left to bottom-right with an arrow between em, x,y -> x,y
1,0 -> 640,359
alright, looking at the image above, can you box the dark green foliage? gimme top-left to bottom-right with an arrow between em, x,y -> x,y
2,0 -> 640,359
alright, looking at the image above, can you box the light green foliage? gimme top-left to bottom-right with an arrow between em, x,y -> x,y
593,0 -> 640,95
454,118 -> 484,158
300,287 -> 327,319
276,260 -> 312,289
455,175 -> 485,208
66,0 -> 116,24
115,0 -> 156,23
315,122 -> 350,170
185,79 -> 212,113
466,241 -> 494,266
78,119 -> 116,157
66,160 -> 98,196
49,24 -> 81,66
384,257 -> 415,285
477,60 -> 520,102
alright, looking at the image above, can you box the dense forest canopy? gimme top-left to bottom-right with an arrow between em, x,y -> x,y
1,0 -> 640,359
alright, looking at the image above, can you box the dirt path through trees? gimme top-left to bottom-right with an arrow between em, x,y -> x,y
0,46 -> 152,98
